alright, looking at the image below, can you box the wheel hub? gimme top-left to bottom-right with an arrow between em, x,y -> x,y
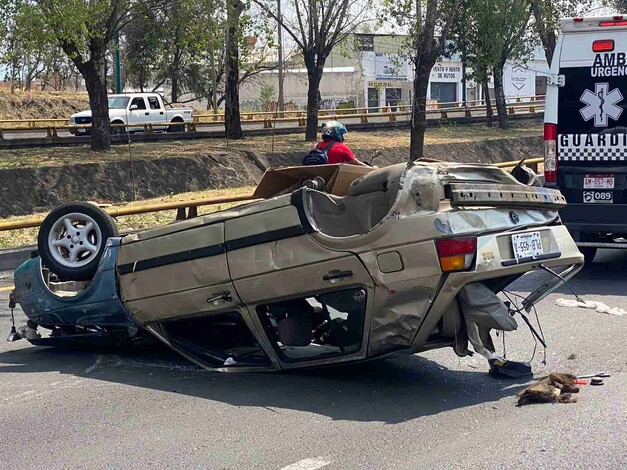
47,213 -> 103,268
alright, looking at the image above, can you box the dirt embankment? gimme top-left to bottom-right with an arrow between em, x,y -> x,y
0,135 -> 541,217
259,136 -> 542,168
0,92 -> 89,120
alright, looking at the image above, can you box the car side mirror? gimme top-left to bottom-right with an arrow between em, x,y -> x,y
129,104 -> 138,111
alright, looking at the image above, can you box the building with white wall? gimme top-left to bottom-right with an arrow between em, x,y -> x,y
238,33 -> 550,111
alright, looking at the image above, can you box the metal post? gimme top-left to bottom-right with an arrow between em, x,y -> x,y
115,34 -> 122,94
210,51 -> 218,117
277,0 -> 285,118
461,54 -> 467,109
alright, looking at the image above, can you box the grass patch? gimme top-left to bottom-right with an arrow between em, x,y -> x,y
0,186 -> 255,249
0,120 -> 541,169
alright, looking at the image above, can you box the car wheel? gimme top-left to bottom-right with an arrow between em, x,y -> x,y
111,122 -> 127,135
38,202 -> 119,281
580,247 -> 597,265
168,119 -> 185,133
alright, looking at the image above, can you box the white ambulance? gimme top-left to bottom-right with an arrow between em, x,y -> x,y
544,15 -> 627,263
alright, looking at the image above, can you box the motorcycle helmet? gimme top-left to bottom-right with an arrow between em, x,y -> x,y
321,120 -> 348,142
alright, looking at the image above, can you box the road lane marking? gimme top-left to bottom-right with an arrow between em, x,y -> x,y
279,457 -> 333,470
84,355 -> 103,374
0,285 -> 15,292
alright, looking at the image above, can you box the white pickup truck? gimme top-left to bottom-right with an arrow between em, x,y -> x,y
69,92 -> 194,135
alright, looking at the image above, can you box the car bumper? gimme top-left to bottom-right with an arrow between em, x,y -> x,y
411,224 -> 583,351
13,238 -> 133,329
560,203 -> 627,237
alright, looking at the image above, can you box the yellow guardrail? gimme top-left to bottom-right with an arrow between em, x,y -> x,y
0,98 -> 545,134
0,156 -> 543,233
494,157 -> 543,168
0,194 -> 257,232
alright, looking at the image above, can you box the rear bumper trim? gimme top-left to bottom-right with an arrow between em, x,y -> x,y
501,251 -> 562,267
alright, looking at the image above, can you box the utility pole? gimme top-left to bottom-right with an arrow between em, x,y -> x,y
115,34 -> 122,93
277,0 -> 285,117
210,50 -> 218,116
461,52 -> 467,108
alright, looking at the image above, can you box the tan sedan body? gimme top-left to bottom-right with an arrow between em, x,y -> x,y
113,162 -> 582,371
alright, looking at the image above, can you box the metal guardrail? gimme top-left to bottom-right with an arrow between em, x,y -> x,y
194,94 -> 546,120
0,97 -> 545,136
0,157 -> 543,233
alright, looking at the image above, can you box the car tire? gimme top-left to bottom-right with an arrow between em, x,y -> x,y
38,202 -> 119,281
168,118 -> 185,133
580,247 -> 597,265
111,121 -> 127,136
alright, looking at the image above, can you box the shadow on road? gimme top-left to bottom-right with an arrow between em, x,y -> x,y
509,248 -> 627,297
559,249 -> 627,296
0,343 -> 527,424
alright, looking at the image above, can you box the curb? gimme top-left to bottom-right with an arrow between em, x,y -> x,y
0,245 -> 35,271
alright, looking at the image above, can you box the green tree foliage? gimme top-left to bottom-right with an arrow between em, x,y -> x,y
121,0 -> 273,115
380,0 -> 463,159
259,82 -> 276,111
529,0 -> 594,65
0,0 -> 173,151
253,0 -> 373,141
452,0 -> 532,130
609,0 -> 627,11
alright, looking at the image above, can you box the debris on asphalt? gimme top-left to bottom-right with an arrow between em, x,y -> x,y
516,373 -> 580,406
489,359 -> 533,379
567,353 -> 576,360
555,298 -> 625,316
576,372 -> 611,379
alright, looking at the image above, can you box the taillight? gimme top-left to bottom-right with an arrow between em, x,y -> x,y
435,237 -> 477,272
593,39 -> 614,52
544,123 -> 558,184
600,20 -> 627,27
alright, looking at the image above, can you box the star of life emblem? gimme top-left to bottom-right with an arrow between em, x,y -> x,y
580,82 -> 623,127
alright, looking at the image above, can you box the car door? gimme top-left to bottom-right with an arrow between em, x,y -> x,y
147,95 -> 167,128
117,221 -> 275,370
128,96 -> 149,129
117,222 -> 240,323
225,203 -> 375,369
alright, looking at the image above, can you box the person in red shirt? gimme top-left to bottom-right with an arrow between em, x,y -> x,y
315,121 -> 373,167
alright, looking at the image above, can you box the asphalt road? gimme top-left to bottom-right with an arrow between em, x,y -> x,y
0,250 -> 625,469
0,108 -> 543,142
0,113 -> 411,140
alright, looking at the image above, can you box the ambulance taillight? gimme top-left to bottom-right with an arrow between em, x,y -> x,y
544,123 -> 558,184
592,39 -> 614,52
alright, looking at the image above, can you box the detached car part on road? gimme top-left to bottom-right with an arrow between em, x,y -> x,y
10,161 -> 583,372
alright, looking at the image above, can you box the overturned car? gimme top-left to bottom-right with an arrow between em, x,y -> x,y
10,161 -> 583,372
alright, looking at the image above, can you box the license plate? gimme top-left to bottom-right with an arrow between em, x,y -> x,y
584,176 -> 614,189
583,191 -> 613,203
512,232 -> 544,259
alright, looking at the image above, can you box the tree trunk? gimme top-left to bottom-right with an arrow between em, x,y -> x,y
409,66 -> 431,160
481,77 -> 493,128
305,67 -> 323,141
493,69 -> 509,130
530,0 -> 556,66
82,46 -> 111,151
225,0 -> 244,139
171,68 -> 179,103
